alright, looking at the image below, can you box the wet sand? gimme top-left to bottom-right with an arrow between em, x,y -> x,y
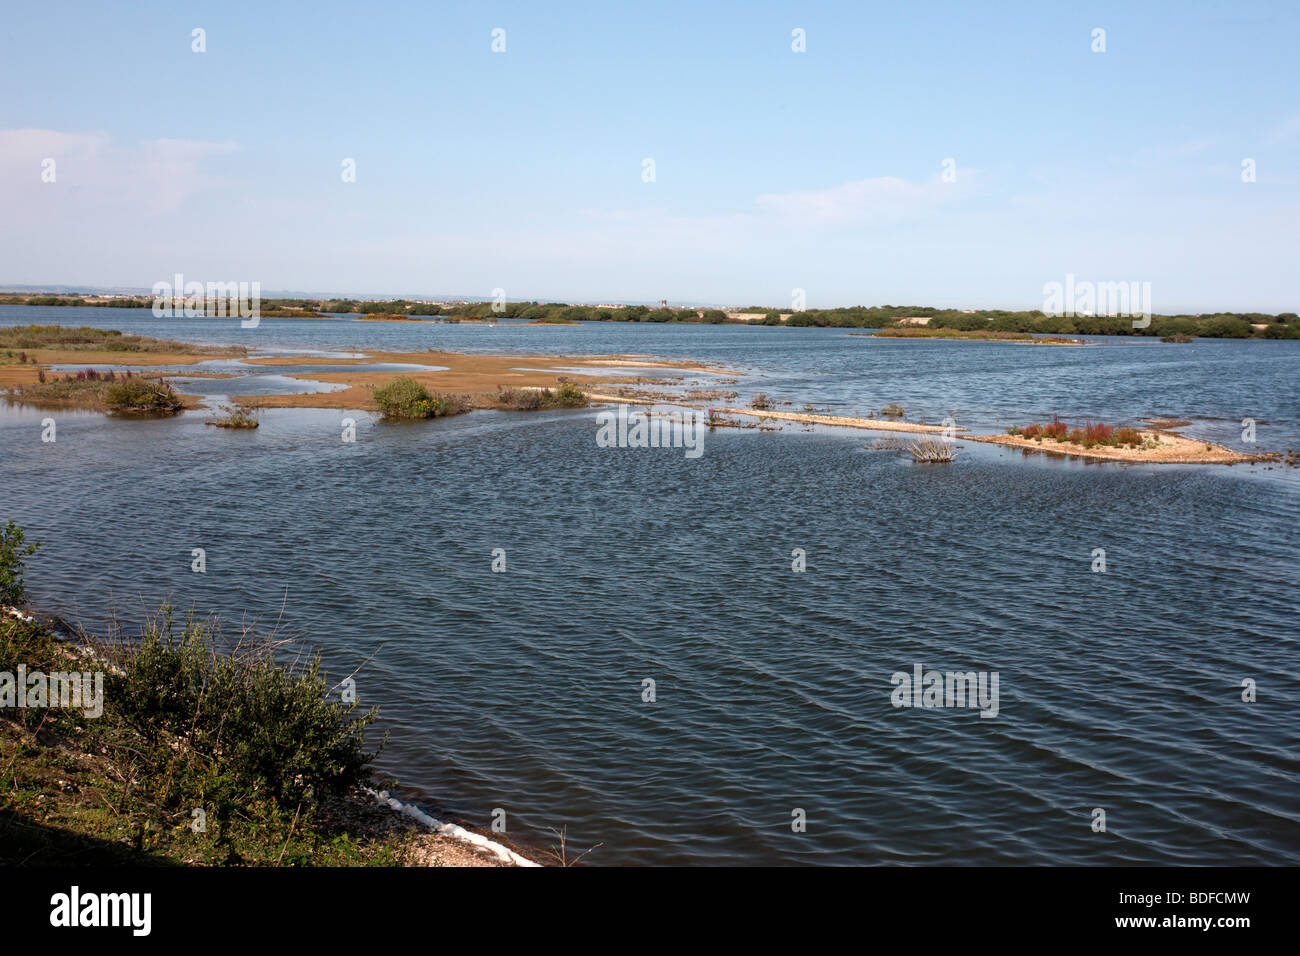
244,351 -> 726,410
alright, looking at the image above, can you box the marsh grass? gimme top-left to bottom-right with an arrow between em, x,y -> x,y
5,369 -> 183,414
0,325 -> 204,354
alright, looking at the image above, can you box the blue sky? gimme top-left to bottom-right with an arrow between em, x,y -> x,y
2,0 -> 1297,311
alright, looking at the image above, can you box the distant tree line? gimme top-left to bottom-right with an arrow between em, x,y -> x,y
3,294 -> 1296,338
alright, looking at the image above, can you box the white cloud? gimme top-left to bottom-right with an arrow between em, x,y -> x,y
1266,112 -> 1300,144
755,173 -> 973,226
0,128 -> 240,215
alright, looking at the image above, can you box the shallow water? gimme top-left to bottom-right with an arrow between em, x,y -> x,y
2,306 -> 1297,864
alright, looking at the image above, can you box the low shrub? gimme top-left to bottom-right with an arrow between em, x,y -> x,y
104,378 -> 184,414
495,382 -> 587,410
109,608 -> 379,806
1008,419 -> 1147,449
373,377 -> 470,419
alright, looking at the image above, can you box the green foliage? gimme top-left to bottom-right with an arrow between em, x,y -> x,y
0,601 -> 394,865
110,608 -> 379,807
0,520 -> 40,607
372,377 -> 470,419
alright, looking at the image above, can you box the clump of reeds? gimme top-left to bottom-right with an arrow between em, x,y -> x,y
750,392 -> 772,410
206,402 -> 261,429
907,437 -> 956,462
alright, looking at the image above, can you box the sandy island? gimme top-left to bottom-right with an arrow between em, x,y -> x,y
967,430 -> 1251,464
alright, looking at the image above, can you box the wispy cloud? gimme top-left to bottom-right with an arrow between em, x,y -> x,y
1266,113 -> 1300,144
0,128 -> 240,215
754,173 -> 973,226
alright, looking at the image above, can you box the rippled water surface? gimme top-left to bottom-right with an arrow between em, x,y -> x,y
2,307 -> 1297,864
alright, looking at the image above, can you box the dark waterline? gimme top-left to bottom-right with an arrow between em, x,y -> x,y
2,307 -> 1297,864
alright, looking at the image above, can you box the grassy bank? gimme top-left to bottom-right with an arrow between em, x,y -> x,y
0,525 -> 520,866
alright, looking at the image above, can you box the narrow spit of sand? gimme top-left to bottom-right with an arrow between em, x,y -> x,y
966,430 -> 1252,464
715,407 -> 960,434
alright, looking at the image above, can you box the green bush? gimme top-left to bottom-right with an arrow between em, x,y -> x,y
110,608 -> 379,805
0,520 -> 40,607
372,377 -> 470,419
103,379 -> 184,414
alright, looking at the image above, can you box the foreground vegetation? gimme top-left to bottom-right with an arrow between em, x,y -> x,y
0,528 -> 546,866
0,521 -> 402,865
